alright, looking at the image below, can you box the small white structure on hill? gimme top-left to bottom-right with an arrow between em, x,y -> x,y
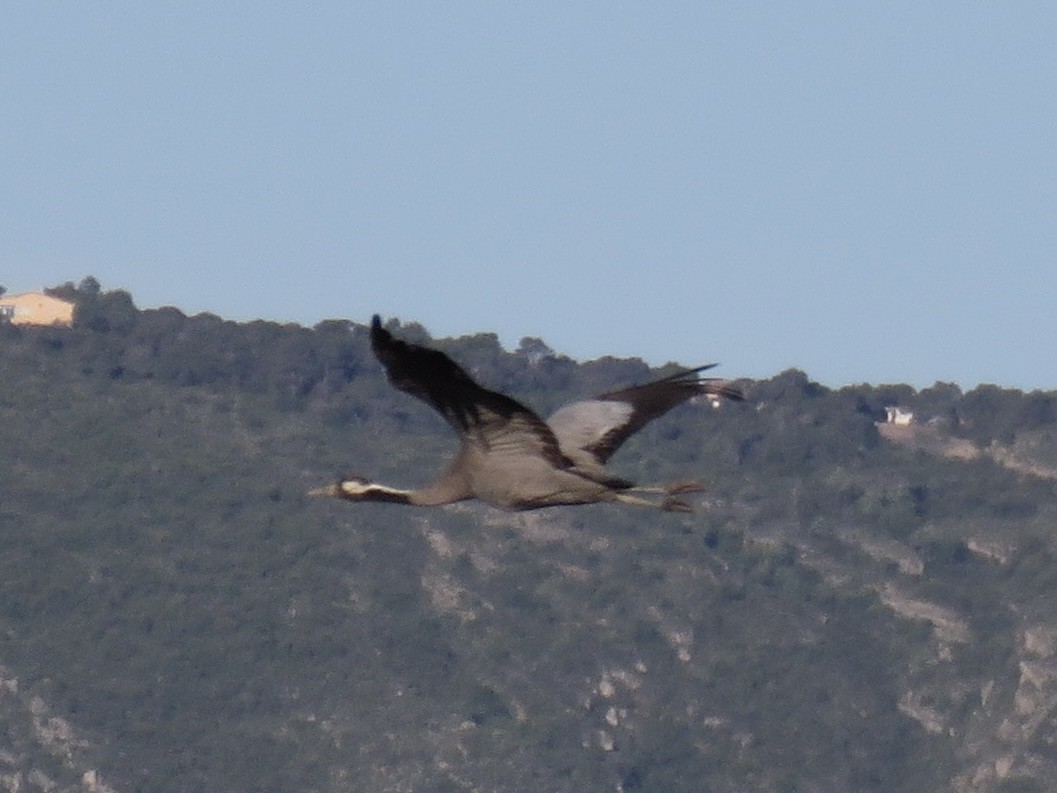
884,406 -> 914,426
0,292 -> 75,327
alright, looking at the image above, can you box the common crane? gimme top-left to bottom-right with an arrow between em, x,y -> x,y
309,316 -> 743,512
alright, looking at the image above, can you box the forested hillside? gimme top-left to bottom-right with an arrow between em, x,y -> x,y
2,281 -> 1056,792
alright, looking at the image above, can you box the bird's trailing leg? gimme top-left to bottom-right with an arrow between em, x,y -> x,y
663,479 -> 706,494
611,492 -> 695,513
624,479 -> 706,496
661,497 -> 695,513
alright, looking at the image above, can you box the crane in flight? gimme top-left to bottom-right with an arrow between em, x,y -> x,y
310,316 -> 743,512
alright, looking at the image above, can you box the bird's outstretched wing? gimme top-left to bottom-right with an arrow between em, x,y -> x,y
370,316 -> 570,467
547,366 -> 744,466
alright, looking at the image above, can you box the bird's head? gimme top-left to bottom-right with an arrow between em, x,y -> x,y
307,475 -> 410,504
308,474 -> 372,501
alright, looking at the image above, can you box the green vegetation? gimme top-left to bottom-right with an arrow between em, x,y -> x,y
2,280 -> 1056,792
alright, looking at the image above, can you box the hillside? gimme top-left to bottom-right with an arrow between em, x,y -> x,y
2,281 -> 1056,792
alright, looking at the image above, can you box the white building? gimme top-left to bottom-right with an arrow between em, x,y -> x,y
884,406 -> 914,426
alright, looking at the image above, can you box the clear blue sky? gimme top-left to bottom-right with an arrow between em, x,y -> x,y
4,4 -> 1056,390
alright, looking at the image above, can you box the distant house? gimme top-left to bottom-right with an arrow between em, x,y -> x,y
884,406 -> 914,426
0,292 -> 75,327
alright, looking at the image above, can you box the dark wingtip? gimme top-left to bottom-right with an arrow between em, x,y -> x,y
664,364 -> 718,380
667,366 -> 745,403
710,386 -> 744,406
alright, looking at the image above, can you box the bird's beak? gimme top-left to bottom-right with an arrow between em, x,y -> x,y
307,484 -> 340,497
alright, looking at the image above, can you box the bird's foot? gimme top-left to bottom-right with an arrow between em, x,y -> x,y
661,497 -> 695,513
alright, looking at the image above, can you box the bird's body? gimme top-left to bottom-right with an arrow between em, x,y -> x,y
310,316 -> 743,512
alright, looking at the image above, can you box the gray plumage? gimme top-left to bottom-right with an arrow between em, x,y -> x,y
309,316 -> 743,512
